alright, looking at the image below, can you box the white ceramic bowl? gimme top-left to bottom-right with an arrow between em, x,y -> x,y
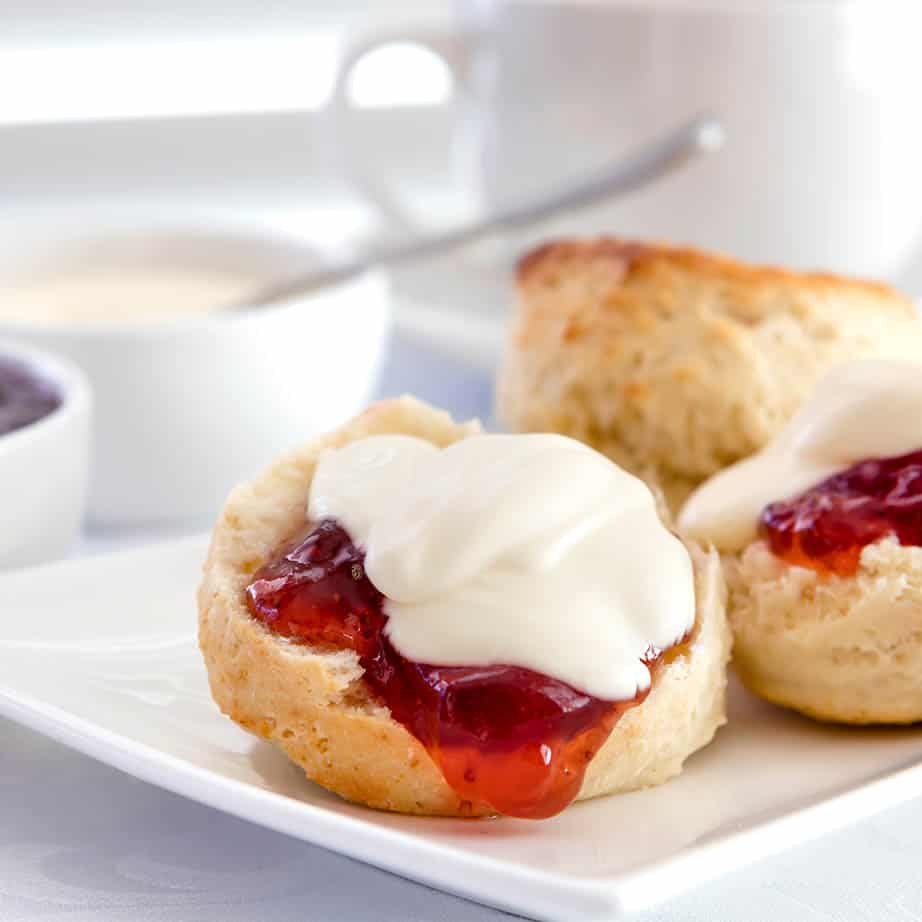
0,340 -> 92,569
0,229 -> 391,527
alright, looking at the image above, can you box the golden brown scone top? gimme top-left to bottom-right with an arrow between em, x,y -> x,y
515,238 -> 906,301
498,237 -> 922,511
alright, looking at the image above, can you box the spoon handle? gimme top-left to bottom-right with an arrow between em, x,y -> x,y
245,114 -> 724,309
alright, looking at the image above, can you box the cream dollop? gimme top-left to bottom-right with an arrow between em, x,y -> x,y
679,360 -> 922,552
307,432 -> 695,701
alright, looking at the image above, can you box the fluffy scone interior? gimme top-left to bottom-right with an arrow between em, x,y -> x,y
726,538 -> 922,725
198,396 -> 732,817
497,238 -> 922,511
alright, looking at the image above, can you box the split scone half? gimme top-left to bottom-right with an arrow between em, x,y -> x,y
680,360 -> 922,724
725,540 -> 922,724
498,238 -> 922,512
199,397 -> 731,818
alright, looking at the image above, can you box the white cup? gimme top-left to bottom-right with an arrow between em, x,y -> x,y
332,0 -> 922,279
0,228 -> 391,528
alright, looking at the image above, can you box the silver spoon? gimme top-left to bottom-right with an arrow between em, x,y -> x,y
240,114 -> 724,309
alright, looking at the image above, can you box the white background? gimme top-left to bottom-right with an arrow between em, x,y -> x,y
0,0 -> 451,124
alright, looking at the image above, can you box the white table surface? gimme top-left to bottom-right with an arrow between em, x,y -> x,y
4,329 -> 922,922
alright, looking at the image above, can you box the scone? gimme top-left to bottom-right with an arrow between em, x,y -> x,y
680,360 -> 922,724
199,396 -> 731,818
497,238 -> 922,511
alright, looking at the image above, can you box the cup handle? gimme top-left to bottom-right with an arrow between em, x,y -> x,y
327,28 -> 478,235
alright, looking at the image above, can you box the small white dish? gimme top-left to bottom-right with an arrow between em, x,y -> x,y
2,537 -> 922,920
0,227 -> 391,527
0,340 -> 91,569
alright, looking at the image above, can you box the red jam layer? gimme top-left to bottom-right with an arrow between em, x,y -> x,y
246,519 -> 662,819
760,448 -> 922,576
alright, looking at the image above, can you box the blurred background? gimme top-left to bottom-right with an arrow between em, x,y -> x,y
2,0 -> 465,281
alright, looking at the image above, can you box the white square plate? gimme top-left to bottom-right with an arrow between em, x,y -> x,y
2,537 -> 922,921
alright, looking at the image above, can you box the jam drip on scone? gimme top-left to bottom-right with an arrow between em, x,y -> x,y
760,449 -> 922,576
246,519 -> 664,819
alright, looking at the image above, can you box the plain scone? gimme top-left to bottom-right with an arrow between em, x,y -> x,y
497,238 -> 922,510
726,538 -> 922,724
198,397 -> 732,817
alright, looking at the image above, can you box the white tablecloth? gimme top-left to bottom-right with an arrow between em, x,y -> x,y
4,333 -> 922,922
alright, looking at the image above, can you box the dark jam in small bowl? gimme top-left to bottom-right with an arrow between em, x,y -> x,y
0,354 -> 62,437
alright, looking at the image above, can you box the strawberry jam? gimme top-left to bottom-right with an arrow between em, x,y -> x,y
760,449 -> 922,576
246,519 -> 662,819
